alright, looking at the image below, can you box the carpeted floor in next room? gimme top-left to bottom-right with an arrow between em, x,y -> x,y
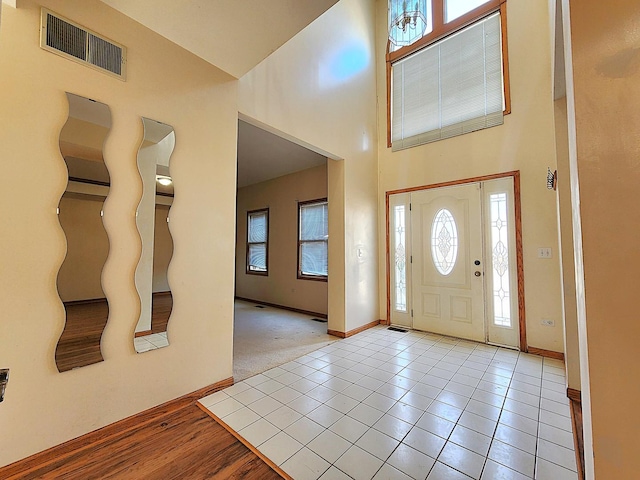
233,300 -> 338,381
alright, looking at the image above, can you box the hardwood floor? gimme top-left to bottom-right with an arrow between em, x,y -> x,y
1,404 -> 282,480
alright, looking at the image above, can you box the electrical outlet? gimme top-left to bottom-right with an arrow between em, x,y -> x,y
538,248 -> 552,259
541,319 -> 555,327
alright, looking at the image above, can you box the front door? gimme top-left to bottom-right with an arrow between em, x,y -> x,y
411,183 -> 485,342
389,176 -> 520,348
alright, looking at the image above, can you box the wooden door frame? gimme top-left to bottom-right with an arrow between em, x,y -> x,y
385,171 -> 527,351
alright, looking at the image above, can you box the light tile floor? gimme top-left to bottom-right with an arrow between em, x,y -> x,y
134,332 -> 169,352
199,326 -> 578,480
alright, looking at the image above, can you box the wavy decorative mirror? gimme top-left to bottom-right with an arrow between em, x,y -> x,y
55,93 -> 111,372
134,118 -> 175,353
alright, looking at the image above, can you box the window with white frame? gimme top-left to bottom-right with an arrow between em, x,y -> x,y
387,0 -> 509,150
246,208 -> 268,275
298,199 -> 328,280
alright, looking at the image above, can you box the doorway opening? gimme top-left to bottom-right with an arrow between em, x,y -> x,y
386,172 -> 526,350
234,118 -> 334,380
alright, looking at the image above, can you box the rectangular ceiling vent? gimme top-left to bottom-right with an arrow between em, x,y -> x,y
40,9 -> 126,80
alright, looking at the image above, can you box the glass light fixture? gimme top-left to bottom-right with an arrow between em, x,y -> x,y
156,175 -> 172,186
388,0 -> 432,51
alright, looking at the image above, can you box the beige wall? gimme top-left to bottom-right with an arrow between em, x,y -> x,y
566,0 -> 640,477
235,165 -> 328,315
0,0 -> 237,466
239,0 -> 379,333
375,0 -> 565,352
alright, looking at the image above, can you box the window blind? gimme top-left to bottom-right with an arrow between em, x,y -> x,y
299,202 -> 328,277
392,12 -> 504,151
248,211 -> 267,272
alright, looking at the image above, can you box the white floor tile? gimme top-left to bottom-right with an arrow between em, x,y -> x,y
213,325 -> 578,480
449,425 -> 492,457
494,423 -> 537,455
438,442 -> 485,479
288,394 -> 323,415
356,428 -> 400,461
427,461 -> 472,480
481,459 -> 531,480
330,414 -> 369,443
387,443 -> 436,480
334,445 -> 385,480
307,404 -> 344,428
258,431 -> 303,466
222,406 -> 261,431
349,403 -> 386,426
537,422 -> 575,450
238,418 -> 280,447
264,405 -> 303,430
248,395 -> 283,417
318,466 -> 353,480
535,458 -> 579,480
284,416 -> 325,445
281,447 -> 331,480
388,401 -> 424,424
372,463 -> 414,480
326,393 -> 360,414
416,412 -> 456,439
537,438 -> 577,472
488,440 -> 535,477
403,426 -> 446,458
373,414 -> 414,441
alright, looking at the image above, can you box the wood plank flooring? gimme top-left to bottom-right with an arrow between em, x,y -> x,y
1,404 -> 282,480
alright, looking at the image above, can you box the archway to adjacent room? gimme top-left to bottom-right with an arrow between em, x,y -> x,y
233,115 -> 344,380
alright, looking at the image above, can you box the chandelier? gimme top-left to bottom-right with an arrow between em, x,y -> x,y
388,0 -> 430,50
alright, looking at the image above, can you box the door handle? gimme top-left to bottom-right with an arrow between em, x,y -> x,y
474,271 -> 481,277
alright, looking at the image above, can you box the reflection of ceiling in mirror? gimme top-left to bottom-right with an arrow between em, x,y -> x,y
156,165 -> 173,196
67,93 -> 112,128
143,119 -> 174,144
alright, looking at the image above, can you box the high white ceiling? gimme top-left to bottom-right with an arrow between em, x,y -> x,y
99,0 -> 335,187
99,0 -> 340,79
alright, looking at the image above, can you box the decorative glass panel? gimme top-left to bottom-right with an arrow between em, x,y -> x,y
445,0 -> 490,23
388,0 -> 433,52
490,192 -> 511,326
394,205 -> 407,312
431,208 -> 458,275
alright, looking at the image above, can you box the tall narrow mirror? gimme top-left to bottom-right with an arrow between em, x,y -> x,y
134,118 -> 175,353
56,93 -> 111,372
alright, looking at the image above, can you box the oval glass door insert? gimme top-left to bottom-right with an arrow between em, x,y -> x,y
430,208 -> 458,275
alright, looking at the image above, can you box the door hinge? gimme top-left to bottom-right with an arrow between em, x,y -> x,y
409,203 -> 412,211
410,255 -> 413,263
411,309 -> 414,317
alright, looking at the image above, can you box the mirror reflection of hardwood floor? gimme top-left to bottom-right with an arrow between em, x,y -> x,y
0,404 -> 283,479
55,300 -> 109,372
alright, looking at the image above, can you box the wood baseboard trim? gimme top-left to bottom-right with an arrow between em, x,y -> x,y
0,377 -> 234,478
328,320 -> 381,339
198,404 -> 292,480
568,389 -> 585,480
134,329 -> 153,338
379,318 -> 390,326
527,347 -> 565,361
235,296 -> 327,319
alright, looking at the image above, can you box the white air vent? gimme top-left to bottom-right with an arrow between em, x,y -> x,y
40,9 -> 126,80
